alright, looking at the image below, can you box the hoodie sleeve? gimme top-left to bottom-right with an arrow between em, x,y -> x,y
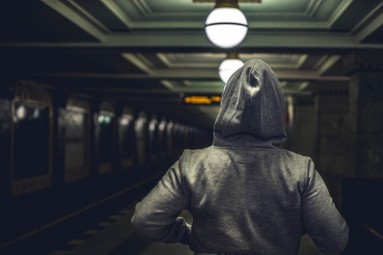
131,154 -> 191,244
301,157 -> 349,253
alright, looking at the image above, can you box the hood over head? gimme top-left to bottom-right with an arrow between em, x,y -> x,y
213,59 -> 287,148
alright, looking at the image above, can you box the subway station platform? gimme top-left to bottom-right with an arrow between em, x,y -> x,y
2,1 -> 383,255
47,208 -> 330,255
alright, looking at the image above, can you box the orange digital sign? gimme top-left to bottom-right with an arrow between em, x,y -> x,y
183,95 -> 221,105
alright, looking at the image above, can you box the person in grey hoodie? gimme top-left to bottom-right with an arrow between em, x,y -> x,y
131,59 -> 349,255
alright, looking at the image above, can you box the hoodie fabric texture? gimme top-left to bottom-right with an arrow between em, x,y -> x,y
131,59 -> 349,254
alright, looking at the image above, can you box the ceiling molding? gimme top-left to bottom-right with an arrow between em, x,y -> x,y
317,55 -> 342,75
102,32 -> 379,50
28,70 -> 349,82
100,0 -> 134,28
160,80 -> 224,93
327,0 -> 353,27
122,52 -> 340,81
157,53 -> 223,68
192,0 -> 261,3
40,0 -> 360,39
3,35 -> 383,53
41,0 -> 109,41
3,31 -> 383,54
305,0 -> 321,16
354,3 -> 383,42
96,0 -> 353,30
132,0 -> 152,17
121,53 -> 154,74
156,53 -> 307,69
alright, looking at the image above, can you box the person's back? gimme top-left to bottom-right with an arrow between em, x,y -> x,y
131,59 -> 349,254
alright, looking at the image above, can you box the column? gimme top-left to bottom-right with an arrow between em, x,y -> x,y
312,81 -> 352,207
344,50 -> 383,178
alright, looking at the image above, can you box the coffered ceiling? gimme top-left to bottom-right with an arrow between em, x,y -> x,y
1,0 -> 383,128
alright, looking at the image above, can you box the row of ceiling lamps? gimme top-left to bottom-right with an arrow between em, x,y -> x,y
204,0 -> 248,83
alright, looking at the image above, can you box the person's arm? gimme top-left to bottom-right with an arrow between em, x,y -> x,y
301,158 -> 349,253
131,154 -> 191,244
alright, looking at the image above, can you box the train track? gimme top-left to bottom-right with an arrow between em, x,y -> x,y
0,171 -> 165,255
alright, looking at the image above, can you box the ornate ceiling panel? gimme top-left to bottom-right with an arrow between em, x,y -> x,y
98,0 -> 353,30
2,0 -> 383,127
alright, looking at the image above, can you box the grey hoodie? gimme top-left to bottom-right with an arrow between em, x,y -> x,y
131,59 -> 349,254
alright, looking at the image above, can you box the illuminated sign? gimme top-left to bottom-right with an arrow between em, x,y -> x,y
183,95 -> 221,105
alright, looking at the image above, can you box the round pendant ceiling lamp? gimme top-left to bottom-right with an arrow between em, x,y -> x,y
205,0 -> 248,49
219,53 -> 244,83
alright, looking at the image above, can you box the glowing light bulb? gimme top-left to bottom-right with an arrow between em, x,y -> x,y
219,58 -> 244,83
16,105 -> 27,120
205,7 -> 248,48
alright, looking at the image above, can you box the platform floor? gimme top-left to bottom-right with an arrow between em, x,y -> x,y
51,207 -> 334,255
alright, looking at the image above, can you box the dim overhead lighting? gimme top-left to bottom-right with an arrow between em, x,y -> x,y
16,105 -> 27,120
98,115 -> 105,124
120,117 -> 130,126
104,116 -> 111,124
98,114 -> 112,124
205,0 -> 248,48
219,53 -> 244,83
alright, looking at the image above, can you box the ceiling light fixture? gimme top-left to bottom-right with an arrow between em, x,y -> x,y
205,0 -> 248,49
219,53 -> 244,83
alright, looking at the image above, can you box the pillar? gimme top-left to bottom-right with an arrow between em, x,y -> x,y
344,50 -> 383,178
312,81 -> 352,207
290,95 -> 317,161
